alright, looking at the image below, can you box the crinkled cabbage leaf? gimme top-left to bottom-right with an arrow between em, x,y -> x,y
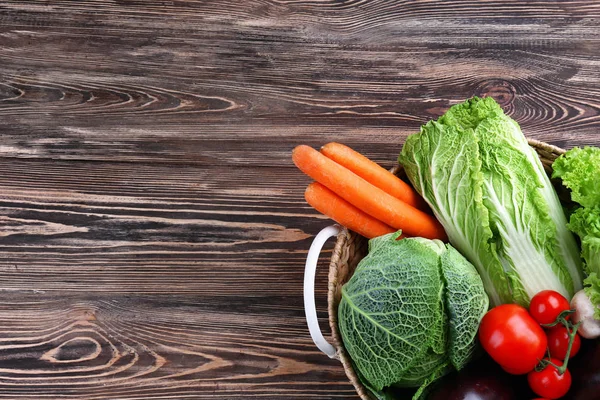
338,232 -> 488,399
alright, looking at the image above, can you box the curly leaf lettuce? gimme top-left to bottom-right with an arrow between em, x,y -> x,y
553,148 -> 600,317
582,236 -> 600,276
400,97 -> 583,306
552,147 -> 600,208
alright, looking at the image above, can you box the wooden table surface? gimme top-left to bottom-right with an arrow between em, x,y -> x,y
0,1 -> 599,399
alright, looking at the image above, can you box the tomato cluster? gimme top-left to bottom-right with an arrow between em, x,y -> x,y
479,290 -> 582,399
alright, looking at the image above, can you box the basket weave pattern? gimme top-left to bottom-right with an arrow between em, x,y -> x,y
325,139 -> 566,400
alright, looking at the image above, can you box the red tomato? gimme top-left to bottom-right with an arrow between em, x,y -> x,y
527,358 -> 571,399
479,304 -> 547,375
547,325 -> 581,360
529,290 -> 571,325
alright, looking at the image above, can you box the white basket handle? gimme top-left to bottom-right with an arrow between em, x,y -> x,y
304,224 -> 341,358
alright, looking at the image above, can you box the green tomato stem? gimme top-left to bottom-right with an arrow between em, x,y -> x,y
541,309 -> 574,328
536,309 -> 580,375
556,320 -> 581,375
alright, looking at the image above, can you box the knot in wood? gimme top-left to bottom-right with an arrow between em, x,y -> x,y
475,79 -> 516,107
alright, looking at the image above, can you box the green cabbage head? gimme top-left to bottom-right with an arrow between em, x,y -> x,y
338,232 -> 488,399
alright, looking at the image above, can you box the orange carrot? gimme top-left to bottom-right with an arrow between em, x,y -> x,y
321,142 -> 429,211
292,145 -> 447,240
305,182 -> 396,239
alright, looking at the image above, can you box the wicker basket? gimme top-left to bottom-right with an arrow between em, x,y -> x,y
304,139 -> 568,400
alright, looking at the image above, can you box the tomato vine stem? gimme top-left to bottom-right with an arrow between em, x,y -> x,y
538,309 -> 580,375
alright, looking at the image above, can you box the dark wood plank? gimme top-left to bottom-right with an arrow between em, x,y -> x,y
0,155 -> 346,397
0,159 -> 327,296
0,293 -> 354,399
1,1 -> 600,399
0,1 -> 599,166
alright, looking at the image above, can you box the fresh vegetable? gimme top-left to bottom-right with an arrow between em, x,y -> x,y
428,353 -> 534,400
553,146 -> 600,320
320,142 -> 429,211
478,304 -> 547,375
479,289 -> 582,393
304,182 -> 395,239
547,325 -> 581,360
570,289 -> 600,339
527,358 -> 572,399
351,359 -> 404,400
529,290 -> 571,325
399,96 -> 583,306
568,206 -> 600,294
293,145 -> 447,240
428,354 -> 524,400
338,232 -> 488,399
530,303 -> 580,395
441,244 -> 490,371
552,146 -> 600,208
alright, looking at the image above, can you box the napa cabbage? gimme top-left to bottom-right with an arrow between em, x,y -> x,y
399,97 -> 583,306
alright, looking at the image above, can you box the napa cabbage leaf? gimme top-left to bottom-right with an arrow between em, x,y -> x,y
399,97 -> 583,306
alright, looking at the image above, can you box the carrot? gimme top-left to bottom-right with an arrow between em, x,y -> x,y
321,142 -> 429,211
305,182 -> 396,239
292,145 -> 447,240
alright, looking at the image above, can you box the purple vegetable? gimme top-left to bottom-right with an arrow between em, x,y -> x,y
427,354 -> 532,400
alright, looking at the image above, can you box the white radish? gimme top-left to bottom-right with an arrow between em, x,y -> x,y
570,289 -> 600,339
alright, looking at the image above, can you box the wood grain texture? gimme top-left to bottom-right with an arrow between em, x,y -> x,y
0,1 -> 599,398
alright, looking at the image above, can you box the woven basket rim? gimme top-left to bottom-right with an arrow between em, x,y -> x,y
326,138 -> 566,400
